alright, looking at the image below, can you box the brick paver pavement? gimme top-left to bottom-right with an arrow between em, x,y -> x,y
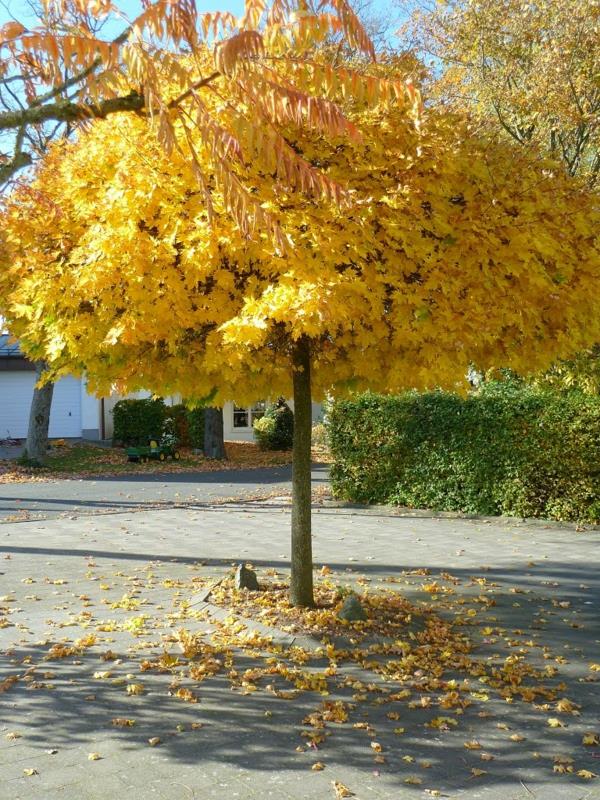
1,499 -> 599,800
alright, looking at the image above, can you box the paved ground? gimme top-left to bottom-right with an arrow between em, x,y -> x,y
0,464 -> 331,522
0,477 -> 599,800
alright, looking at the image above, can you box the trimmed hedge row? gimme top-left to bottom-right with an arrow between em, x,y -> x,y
327,384 -> 600,523
112,398 -> 202,447
112,398 -> 166,445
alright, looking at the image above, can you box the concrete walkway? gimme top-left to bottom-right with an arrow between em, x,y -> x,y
0,494 -> 599,799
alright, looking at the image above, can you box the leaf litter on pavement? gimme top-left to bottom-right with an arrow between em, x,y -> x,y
1,554 -> 599,795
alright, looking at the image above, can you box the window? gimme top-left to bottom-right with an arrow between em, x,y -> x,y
233,406 -> 249,428
233,402 -> 266,428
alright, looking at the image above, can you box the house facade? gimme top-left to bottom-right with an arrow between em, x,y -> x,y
0,336 -> 322,443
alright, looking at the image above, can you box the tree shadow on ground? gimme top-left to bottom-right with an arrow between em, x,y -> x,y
1,550 -> 599,797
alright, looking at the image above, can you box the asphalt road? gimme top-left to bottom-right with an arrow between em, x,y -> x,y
0,464 -> 330,521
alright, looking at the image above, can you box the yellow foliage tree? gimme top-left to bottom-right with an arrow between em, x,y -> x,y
400,0 -> 600,185
2,61 -> 600,605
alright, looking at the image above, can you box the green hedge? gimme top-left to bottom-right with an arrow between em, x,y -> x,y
328,384 -> 600,523
112,398 -> 166,445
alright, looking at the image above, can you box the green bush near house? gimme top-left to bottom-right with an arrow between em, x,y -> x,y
112,398 -> 166,446
327,383 -> 600,523
253,400 -> 294,450
186,406 -> 205,450
164,403 -> 191,447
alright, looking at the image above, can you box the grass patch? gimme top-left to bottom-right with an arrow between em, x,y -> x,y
0,441 -> 293,482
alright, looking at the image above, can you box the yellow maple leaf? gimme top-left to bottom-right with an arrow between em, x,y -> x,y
332,780 -> 354,798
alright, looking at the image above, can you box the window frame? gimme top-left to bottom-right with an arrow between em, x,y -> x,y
232,402 -> 266,429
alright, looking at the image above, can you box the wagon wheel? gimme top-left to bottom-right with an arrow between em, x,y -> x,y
159,452 -> 166,461
173,451 -> 181,460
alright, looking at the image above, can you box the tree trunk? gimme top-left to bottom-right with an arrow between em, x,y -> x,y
24,362 -> 54,465
203,407 -> 226,459
290,336 -> 314,607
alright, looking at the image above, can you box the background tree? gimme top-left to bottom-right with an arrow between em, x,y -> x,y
398,0 -> 600,185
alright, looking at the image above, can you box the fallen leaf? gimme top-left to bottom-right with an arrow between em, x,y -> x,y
332,780 -> 354,798
577,770 -> 597,780
148,737 -> 161,747
471,768 -> 487,777
23,768 -> 38,776
464,740 -> 482,750
88,753 -> 101,761
404,776 -> 422,785
112,718 -> 135,727
583,733 -> 599,746
312,762 -> 325,771
547,718 -> 566,728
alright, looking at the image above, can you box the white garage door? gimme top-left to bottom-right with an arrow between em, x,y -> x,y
0,372 -> 82,439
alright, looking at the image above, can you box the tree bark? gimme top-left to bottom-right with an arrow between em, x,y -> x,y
290,336 -> 314,607
203,407 -> 226,459
24,362 -> 54,465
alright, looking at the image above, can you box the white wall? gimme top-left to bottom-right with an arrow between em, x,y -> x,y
0,372 -> 83,439
80,378 -> 101,439
222,400 -> 323,443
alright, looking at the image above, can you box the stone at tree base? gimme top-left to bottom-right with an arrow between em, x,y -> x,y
235,564 -> 260,591
338,595 -> 367,622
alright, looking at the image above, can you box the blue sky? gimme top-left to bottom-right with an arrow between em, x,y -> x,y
0,1 -> 398,31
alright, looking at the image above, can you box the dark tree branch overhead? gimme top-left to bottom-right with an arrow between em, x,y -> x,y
0,91 -> 145,130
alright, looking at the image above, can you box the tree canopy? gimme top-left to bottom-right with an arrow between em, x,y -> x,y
1,77 -> 599,403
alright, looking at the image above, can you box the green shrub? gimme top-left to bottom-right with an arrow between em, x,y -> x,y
253,400 -> 294,450
328,384 -> 600,523
186,406 -> 205,449
253,415 -> 276,449
112,398 -> 166,445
